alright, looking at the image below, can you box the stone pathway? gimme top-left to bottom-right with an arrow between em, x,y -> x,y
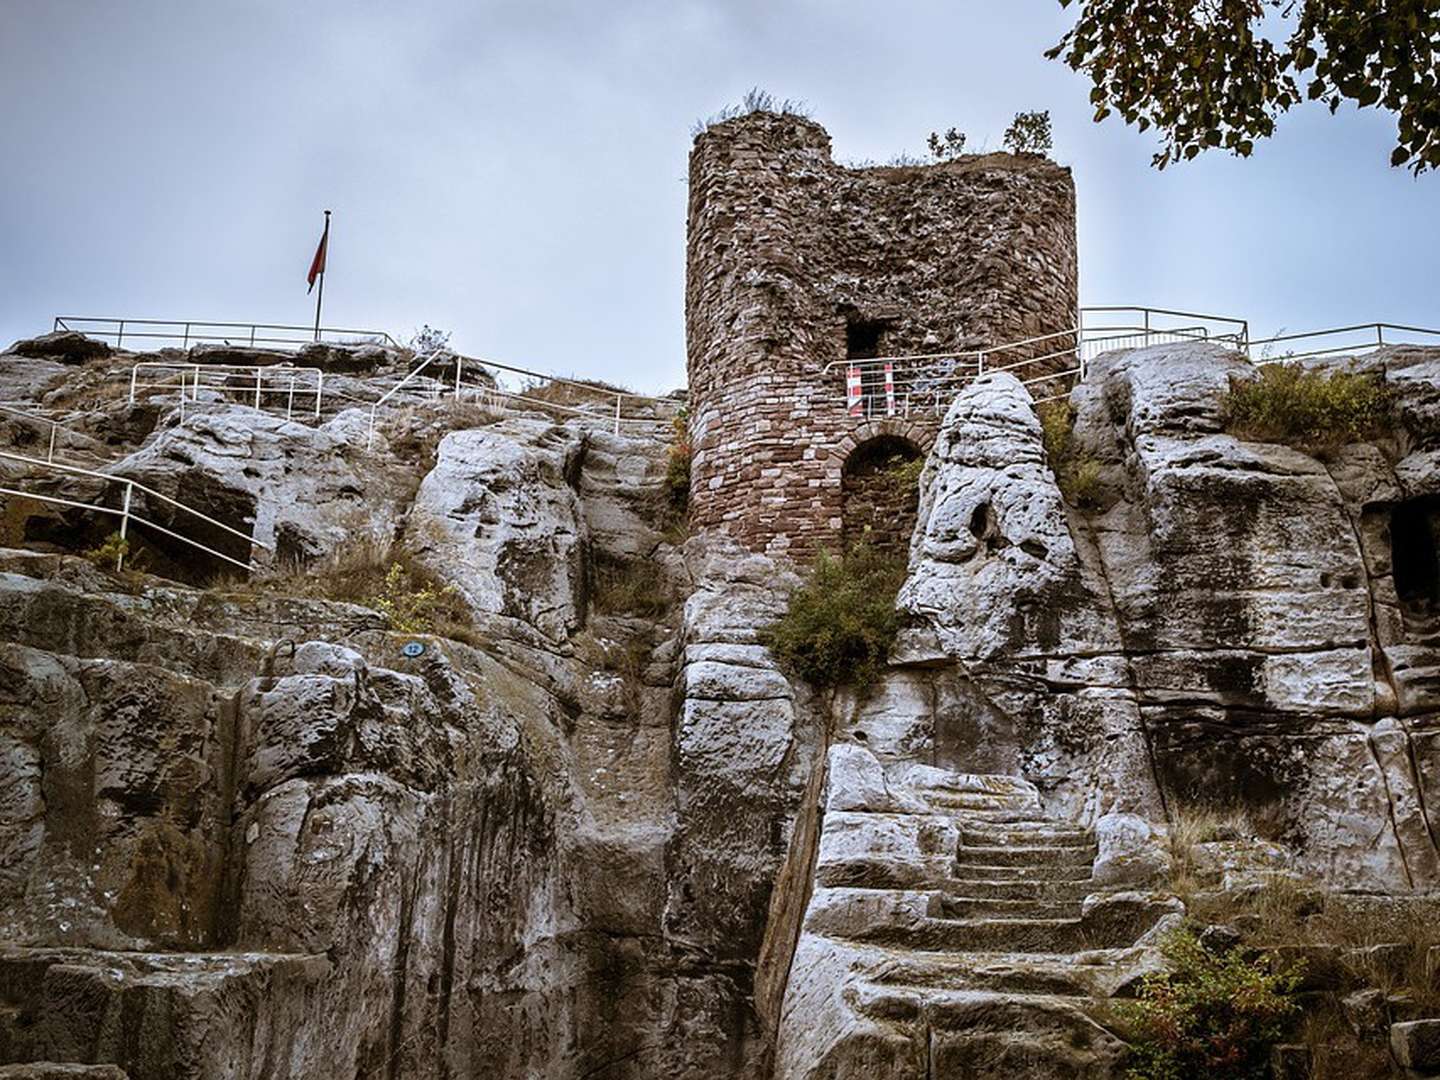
774,748 -> 1169,1078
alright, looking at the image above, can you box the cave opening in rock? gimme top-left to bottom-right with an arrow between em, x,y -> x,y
841,435 -> 922,556
1392,497 -> 1440,612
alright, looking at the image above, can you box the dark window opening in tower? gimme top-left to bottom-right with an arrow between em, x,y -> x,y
846,319 -> 886,360
1392,497 -> 1440,612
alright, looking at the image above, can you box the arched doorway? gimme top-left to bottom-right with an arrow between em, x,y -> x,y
841,434 -> 923,555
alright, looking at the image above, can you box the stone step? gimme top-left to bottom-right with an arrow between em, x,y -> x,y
938,896 -> 1081,921
890,767 -> 1043,815
940,878 -> 1095,902
847,984 -> 1126,1075
959,822 -> 1093,847
0,1065 -> 130,1079
861,946 -> 1155,1000
850,915 -> 1089,954
955,844 -> 1096,868
951,862 -> 1095,884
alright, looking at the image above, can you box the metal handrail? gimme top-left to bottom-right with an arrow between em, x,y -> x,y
365,350 -> 678,447
54,315 -> 400,351
127,361 -> 325,420
1245,323 -> 1440,365
0,402 -> 118,466
0,447 -> 270,572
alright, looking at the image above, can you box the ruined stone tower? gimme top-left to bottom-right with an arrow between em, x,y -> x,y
685,111 -> 1078,557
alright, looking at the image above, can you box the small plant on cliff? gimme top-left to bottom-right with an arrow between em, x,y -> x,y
1004,110 -> 1054,156
1037,400 -> 1103,509
927,127 -> 969,161
663,409 -> 692,520
367,561 -> 466,637
1118,928 -> 1303,1080
1224,364 -> 1391,455
83,531 -> 132,573
759,542 -> 907,689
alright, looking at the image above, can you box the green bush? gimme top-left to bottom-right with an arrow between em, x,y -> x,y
366,561 -> 467,637
1225,364 -> 1391,454
84,531 -> 132,572
1004,110 -> 1054,155
663,410 -> 692,517
759,543 -> 907,689
1036,400 -> 1103,509
1118,929 -> 1304,1080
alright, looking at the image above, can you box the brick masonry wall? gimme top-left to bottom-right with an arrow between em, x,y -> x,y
685,111 -> 1078,559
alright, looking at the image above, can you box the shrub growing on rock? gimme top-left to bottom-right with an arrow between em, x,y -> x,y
1037,400 -> 1103,509
1118,928 -> 1303,1079
759,543 -> 907,689
1225,363 -> 1391,454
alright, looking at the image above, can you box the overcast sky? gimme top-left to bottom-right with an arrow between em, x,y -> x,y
2,1 -> 1435,393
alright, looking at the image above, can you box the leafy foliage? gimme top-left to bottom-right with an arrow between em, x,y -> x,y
1037,400 -> 1103,508
1004,110 -> 1054,155
927,126 -> 969,161
759,543 -> 907,689
664,409 -> 692,519
1224,363 -> 1391,453
84,531 -> 132,572
367,561 -> 467,637
1118,929 -> 1304,1079
1049,0 -> 1440,173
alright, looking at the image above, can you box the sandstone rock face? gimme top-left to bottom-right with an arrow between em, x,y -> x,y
893,343 -> 1440,892
2,330 -> 1439,1078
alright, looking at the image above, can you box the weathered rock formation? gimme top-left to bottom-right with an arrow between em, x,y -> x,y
1,326 -> 1438,1078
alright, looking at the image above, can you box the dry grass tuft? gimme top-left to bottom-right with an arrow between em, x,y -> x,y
239,531 -> 480,644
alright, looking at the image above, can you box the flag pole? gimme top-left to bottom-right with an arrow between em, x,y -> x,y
313,209 -> 330,342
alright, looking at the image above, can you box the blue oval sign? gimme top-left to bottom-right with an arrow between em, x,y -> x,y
401,641 -> 425,658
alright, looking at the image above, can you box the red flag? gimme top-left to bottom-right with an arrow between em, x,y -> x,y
306,216 -> 329,293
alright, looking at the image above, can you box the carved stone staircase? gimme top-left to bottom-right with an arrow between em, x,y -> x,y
774,748 -> 1171,1079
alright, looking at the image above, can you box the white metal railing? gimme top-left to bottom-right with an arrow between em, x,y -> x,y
829,308 -> 1440,422
365,350 -> 680,447
829,309 -> 1235,420
1245,323 -> 1440,366
0,402 -> 121,468
128,362 -> 325,421
0,448 -> 270,573
54,316 -> 399,352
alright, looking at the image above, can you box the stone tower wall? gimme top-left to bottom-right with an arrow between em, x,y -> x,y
685,111 -> 1078,558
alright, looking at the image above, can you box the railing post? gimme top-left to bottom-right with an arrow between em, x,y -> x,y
286,375 -> 296,421
117,483 -> 133,571
977,352 -> 986,376
614,394 -> 622,435
455,356 -> 463,402
47,423 -> 56,464
128,365 -> 139,405
192,364 -> 201,401
1377,323 -> 1386,348
183,323 -> 191,349
117,320 -> 125,350
315,372 -> 324,420
254,368 -> 262,409
250,325 -> 256,347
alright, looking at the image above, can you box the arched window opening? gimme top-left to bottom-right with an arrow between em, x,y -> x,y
841,435 -> 923,555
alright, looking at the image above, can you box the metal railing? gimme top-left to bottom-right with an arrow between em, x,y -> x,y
54,316 -> 400,352
0,402 -> 122,468
1245,323 -> 1440,366
0,448 -> 270,573
365,350 -> 680,447
128,361 -> 325,420
825,307 -> 1440,422
829,308 -> 1234,420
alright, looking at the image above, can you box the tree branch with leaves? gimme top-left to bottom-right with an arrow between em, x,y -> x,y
1049,0 -> 1440,173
